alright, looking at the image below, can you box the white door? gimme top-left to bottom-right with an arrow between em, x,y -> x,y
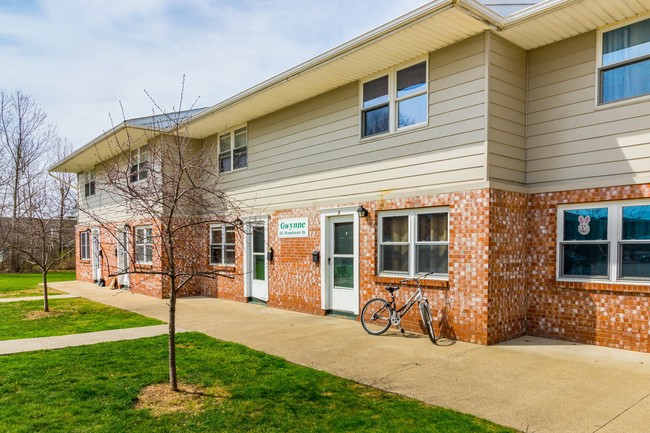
91,228 -> 102,282
248,222 -> 268,301
117,229 -> 130,288
327,216 -> 355,312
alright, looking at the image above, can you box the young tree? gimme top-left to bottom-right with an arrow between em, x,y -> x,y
17,170 -> 75,312
81,82 -> 242,391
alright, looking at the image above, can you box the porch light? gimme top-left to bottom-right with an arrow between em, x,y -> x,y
123,223 -> 130,232
356,205 -> 369,218
234,218 -> 244,227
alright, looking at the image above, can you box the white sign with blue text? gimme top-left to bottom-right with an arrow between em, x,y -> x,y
278,218 -> 309,238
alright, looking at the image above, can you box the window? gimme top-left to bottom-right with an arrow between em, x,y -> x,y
83,169 -> 95,197
219,127 -> 247,173
361,59 -> 428,138
80,231 -> 90,260
558,201 -> 650,281
378,208 -> 448,277
599,16 -> 650,104
210,224 -> 235,265
135,226 -> 153,264
130,145 -> 148,183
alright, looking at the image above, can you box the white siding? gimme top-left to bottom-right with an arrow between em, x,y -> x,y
527,30 -> 650,191
488,33 -> 527,186
219,35 -> 488,211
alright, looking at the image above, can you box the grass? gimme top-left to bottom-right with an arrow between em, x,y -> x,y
0,332 -> 516,433
0,271 -> 76,298
0,298 -> 163,341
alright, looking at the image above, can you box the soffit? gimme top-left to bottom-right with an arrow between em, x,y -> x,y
50,126 -> 151,173
500,0 -> 650,49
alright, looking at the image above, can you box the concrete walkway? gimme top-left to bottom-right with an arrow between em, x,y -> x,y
0,294 -> 79,303
41,281 -> 650,433
0,324 -> 179,355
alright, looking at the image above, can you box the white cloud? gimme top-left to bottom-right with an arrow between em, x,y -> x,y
0,0 -> 429,149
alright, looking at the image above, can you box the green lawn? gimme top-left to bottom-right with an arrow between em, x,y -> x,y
0,271 -> 76,298
0,298 -> 163,341
0,333 -> 515,433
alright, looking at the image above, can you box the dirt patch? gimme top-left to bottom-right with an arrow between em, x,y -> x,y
134,382 -> 230,417
24,310 -> 64,320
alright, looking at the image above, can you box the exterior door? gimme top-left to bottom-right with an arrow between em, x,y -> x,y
328,216 -> 355,312
91,228 -> 102,282
248,222 -> 268,301
117,229 -> 130,288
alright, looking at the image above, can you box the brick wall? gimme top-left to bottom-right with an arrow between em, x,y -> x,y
527,185 -> 650,352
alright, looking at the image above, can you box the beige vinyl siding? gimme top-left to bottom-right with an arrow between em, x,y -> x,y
220,34 -> 488,210
77,161 -> 133,225
487,33 -> 527,186
527,30 -> 650,191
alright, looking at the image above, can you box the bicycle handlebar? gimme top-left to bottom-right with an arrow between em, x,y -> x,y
399,271 -> 436,284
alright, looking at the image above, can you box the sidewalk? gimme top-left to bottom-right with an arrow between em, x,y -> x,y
48,281 -> 650,433
0,294 -> 79,303
0,325 -> 180,355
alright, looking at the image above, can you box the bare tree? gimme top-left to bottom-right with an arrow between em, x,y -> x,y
16,170 -> 75,312
81,81 -> 242,391
0,90 -> 57,271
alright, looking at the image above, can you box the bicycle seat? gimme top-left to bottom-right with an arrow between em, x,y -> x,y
385,286 -> 400,294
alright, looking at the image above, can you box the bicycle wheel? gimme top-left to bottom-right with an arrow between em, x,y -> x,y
361,298 -> 392,335
419,301 -> 436,344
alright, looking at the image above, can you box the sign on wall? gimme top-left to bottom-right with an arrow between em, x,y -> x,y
278,217 -> 309,238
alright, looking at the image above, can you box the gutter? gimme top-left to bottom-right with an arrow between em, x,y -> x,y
49,171 -> 78,191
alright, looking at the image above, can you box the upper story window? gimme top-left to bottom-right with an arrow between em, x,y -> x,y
135,225 -> 153,264
130,145 -> 148,183
83,169 -> 95,197
210,224 -> 235,265
599,16 -> 650,104
361,59 -> 428,138
558,201 -> 650,282
219,127 -> 247,173
79,231 -> 90,260
378,208 -> 448,277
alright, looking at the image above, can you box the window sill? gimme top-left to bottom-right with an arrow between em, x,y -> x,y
556,278 -> 650,294
209,264 -> 236,270
375,275 -> 449,288
595,92 -> 650,111
359,121 -> 428,143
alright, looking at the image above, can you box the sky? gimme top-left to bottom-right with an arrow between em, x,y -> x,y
0,0 -> 431,152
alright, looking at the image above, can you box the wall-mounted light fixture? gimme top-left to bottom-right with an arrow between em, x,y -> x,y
234,218 -> 244,227
356,205 -> 369,218
123,223 -> 130,232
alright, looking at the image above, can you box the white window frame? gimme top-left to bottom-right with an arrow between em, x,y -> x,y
377,207 -> 449,278
557,200 -> 650,284
129,145 -> 149,183
80,231 -> 90,260
219,126 -> 247,173
209,224 -> 236,266
134,225 -> 153,265
83,168 -> 96,198
360,56 -> 429,139
596,14 -> 650,106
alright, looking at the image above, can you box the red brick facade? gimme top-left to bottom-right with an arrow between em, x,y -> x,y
75,184 -> 650,353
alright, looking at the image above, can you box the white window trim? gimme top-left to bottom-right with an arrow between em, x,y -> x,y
80,231 -> 90,260
129,145 -> 148,183
83,168 -> 96,198
377,207 -> 449,279
134,225 -> 153,265
359,56 -> 429,139
556,200 -> 650,285
218,125 -> 248,174
209,224 -> 236,266
595,13 -> 650,107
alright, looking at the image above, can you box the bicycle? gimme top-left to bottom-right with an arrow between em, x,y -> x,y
360,272 -> 437,344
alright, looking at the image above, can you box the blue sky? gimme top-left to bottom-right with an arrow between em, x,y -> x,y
0,0 -> 430,150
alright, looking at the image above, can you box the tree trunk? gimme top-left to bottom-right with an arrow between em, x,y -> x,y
42,269 -> 49,312
168,276 -> 178,391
